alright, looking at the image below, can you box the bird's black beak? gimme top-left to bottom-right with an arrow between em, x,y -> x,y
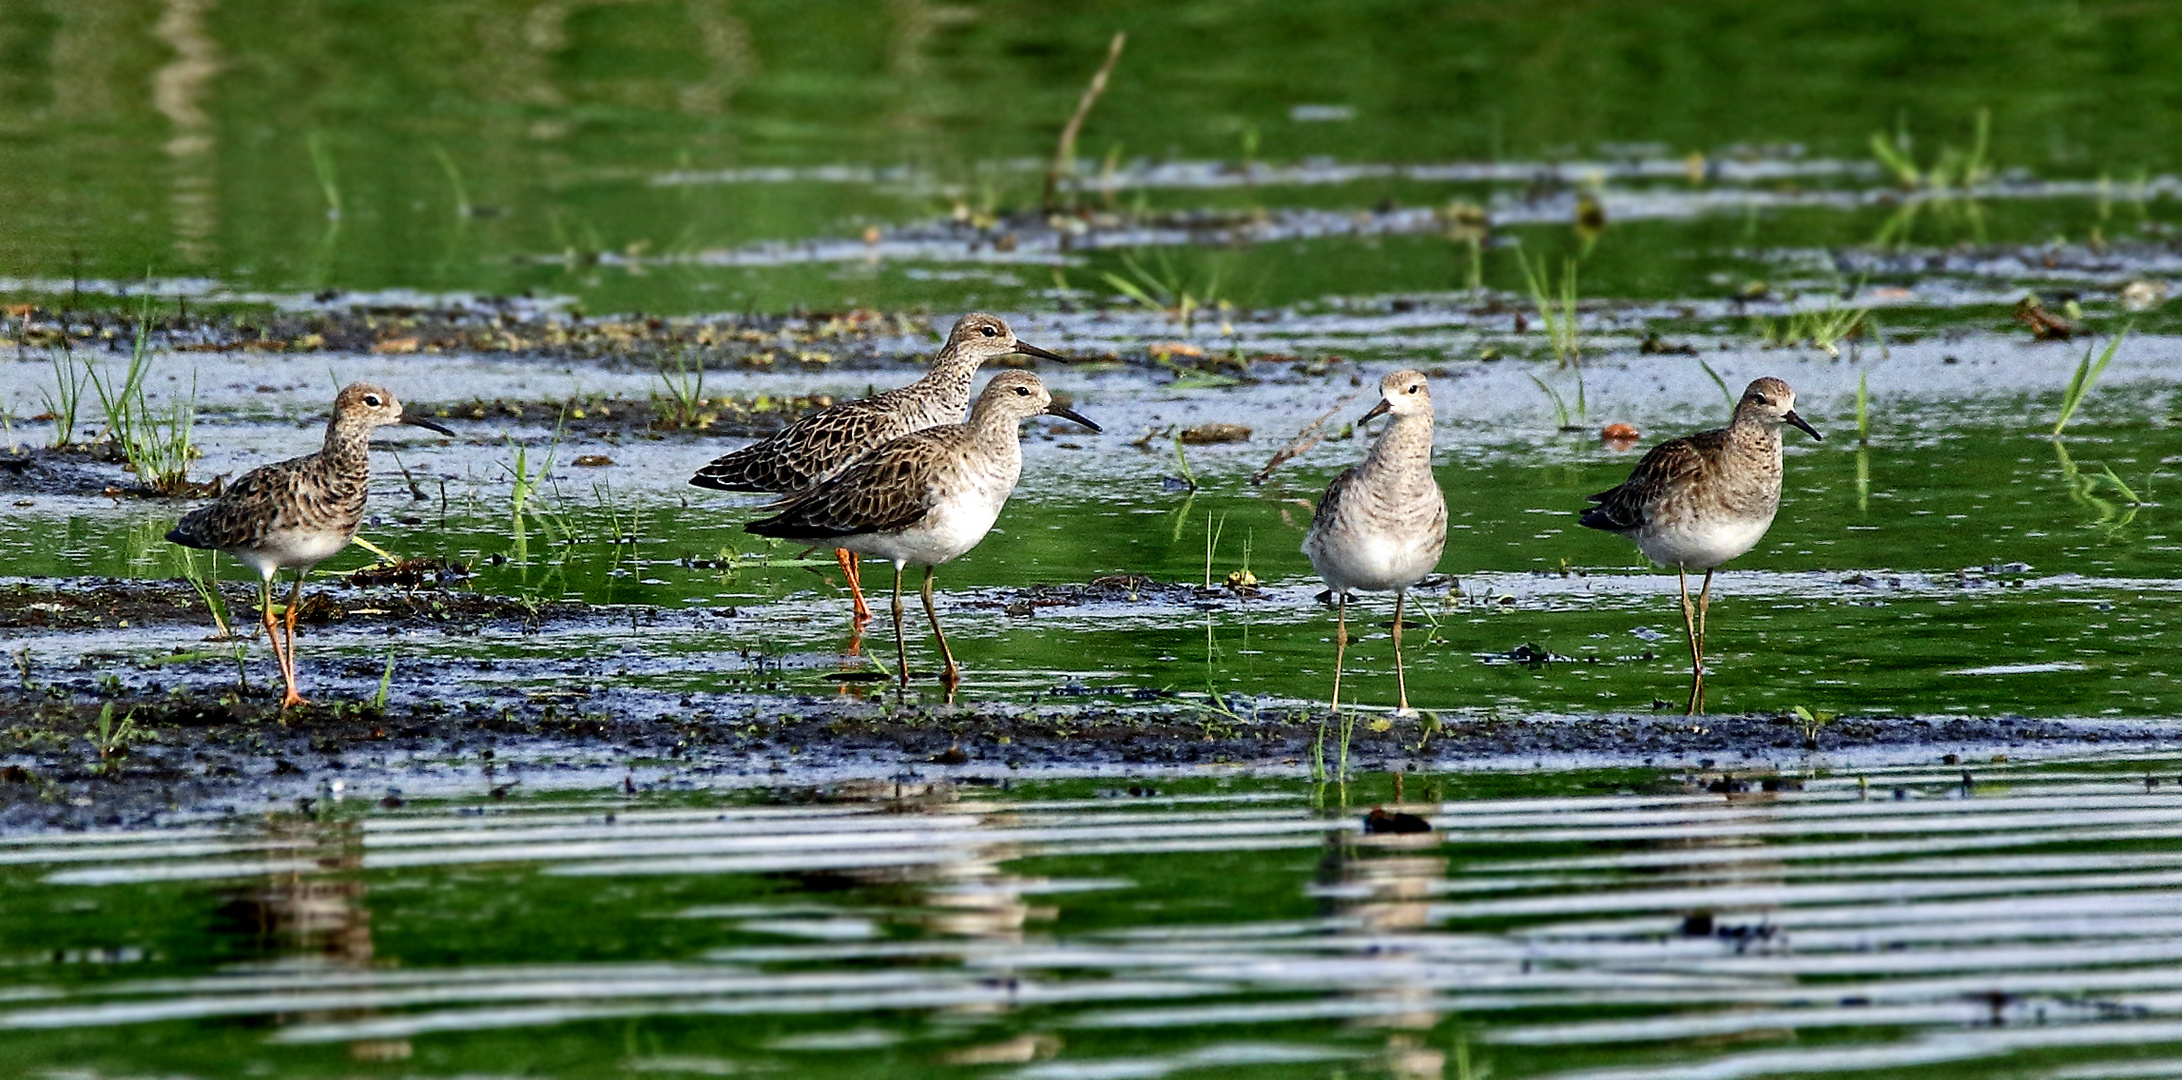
1011,340 -> 1068,363
1358,399 -> 1392,425
1044,402 -> 1101,433
1785,409 -> 1822,441
401,414 -> 457,437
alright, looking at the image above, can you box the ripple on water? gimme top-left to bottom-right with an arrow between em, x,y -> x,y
2,757 -> 2182,1076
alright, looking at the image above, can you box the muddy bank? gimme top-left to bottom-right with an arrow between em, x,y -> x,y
1,574 -> 601,632
3,303 -> 941,370
1,664 -> 2159,832
0,446 -> 141,499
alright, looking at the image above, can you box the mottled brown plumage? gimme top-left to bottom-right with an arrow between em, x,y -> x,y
745,444 -> 942,542
688,313 -> 1062,494
1579,376 -> 1820,713
167,382 -> 454,709
746,371 -> 1099,687
1581,433 -> 1725,534
169,439 -> 371,561
689,312 -> 1064,624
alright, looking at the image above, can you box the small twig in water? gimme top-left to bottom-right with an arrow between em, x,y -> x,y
1250,394 -> 1355,485
373,651 -> 396,712
1171,431 -> 1197,492
1856,371 -> 1871,444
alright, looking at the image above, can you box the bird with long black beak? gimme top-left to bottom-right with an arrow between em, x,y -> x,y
745,371 -> 1099,688
1580,376 -> 1821,713
690,313 -> 1066,627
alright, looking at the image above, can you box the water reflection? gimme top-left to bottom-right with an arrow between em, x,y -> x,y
151,0 -> 219,267
211,813 -> 409,1061
213,814 -> 372,966
1318,789 -> 1449,1079
8,760 -> 2182,1077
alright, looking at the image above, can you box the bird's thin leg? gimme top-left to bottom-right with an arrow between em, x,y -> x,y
836,548 -> 871,624
1330,592 -> 1348,716
257,576 -> 284,712
1678,568 -> 1701,716
840,617 -> 865,664
280,571 -> 309,708
1696,569 -> 1715,669
277,573 -> 297,700
1694,569 -> 1715,711
890,564 -> 909,688
1393,591 -> 1411,714
922,566 -> 959,687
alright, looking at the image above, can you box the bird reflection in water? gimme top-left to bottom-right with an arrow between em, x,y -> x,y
213,812 -> 405,1062
1319,776 -> 1452,1080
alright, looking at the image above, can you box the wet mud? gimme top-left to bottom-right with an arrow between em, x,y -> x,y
0,445 -> 144,498
7,302 -> 2182,838
1,575 -> 597,633
0,564 -> 2152,835
3,302 -> 938,371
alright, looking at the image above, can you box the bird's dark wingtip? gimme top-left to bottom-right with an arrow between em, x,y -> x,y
1576,507 -> 1628,533
689,470 -> 768,493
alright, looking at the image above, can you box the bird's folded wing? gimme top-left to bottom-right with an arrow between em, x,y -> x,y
1308,466 -> 1359,532
172,459 -> 306,548
691,399 -> 897,493
746,444 -> 937,540
1586,437 -> 1711,529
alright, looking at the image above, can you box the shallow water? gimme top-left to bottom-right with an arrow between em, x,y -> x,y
8,5 -> 2182,1077
4,328 -> 2178,720
5,753 -> 2182,1078
6,1 -> 2182,316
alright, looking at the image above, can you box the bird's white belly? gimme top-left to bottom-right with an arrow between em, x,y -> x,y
1634,513 -> 1774,571
1308,528 -> 1442,594
236,527 -> 355,579
846,488 -> 1007,568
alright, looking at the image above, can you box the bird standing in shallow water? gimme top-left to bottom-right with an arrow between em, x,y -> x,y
689,313 -> 1065,626
1303,369 -> 1448,715
166,382 -> 455,710
1580,376 -> 1821,713
744,370 -> 1098,688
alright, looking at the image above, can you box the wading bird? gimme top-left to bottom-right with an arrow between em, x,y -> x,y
167,382 -> 455,710
1580,376 -> 1821,713
745,371 -> 1098,688
1303,369 -> 1448,716
690,313 -> 1064,626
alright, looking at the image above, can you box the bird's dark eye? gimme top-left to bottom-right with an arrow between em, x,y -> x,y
980,325 -> 998,337
1406,385 -> 1420,394
364,395 -> 382,407
1013,385 -> 1031,396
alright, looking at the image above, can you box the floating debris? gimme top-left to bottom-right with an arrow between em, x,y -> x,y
2013,296 -> 2073,340
1179,422 -> 1251,444
1363,807 -> 1432,834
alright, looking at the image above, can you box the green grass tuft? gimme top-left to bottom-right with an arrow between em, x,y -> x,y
2054,329 -> 2127,436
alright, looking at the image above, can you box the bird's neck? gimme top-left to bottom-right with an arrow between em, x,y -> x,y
916,347 -> 984,411
953,404 -> 1028,488
320,420 -> 374,475
1361,411 -> 1435,478
966,395 -> 1031,441
1725,417 -> 1782,455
